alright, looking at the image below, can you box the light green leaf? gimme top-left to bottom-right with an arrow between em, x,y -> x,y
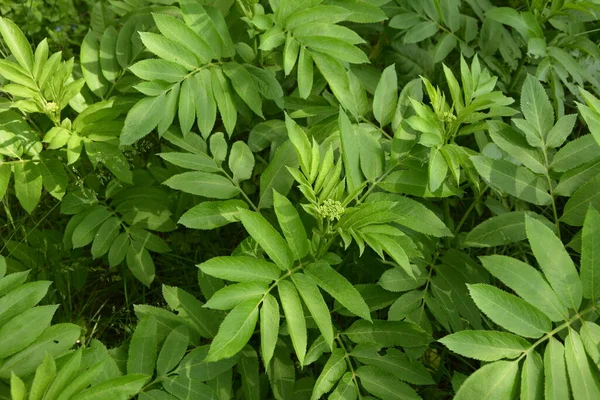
291,273 -> 334,350
544,337 -> 569,400
546,114 -> 577,148
38,156 -> 67,200
162,285 -> 220,339
439,330 -> 530,362
126,241 -> 155,287
130,59 -> 187,82
373,64 -> 397,126
404,21 -> 438,44
85,141 -> 132,183
565,329 -> 600,399
310,349 -> 347,400
81,30 -> 108,98
159,152 -> 219,172
521,351 -> 543,400
471,155 -> 551,205
260,294 -> 279,369
305,261 -> 370,321
561,175 -> 600,226
429,147 -> 448,192
520,74 -> 554,144
345,320 -> 431,347
551,134 -> 600,173
464,211 -> 552,248
0,305 -> 58,358
351,345 -> 433,385
41,348 -> 82,400
157,325 -> 189,376
283,33 -> 299,76
468,284 -> 552,338
152,13 -> 214,63
222,63 -> 263,118
0,17 -> 33,72
356,365 -> 420,400
194,70 -> 217,138
76,374 -> 148,400
339,109 -> 363,193
11,372 -> 25,400
297,46 -> 313,99
179,200 -> 248,230
299,36 -> 368,64
273,191 -> 309,260
479,255 -> 568,322
120,94 -> 167,145
237,209 -> 294,270
454,360 -> 520,399
0,164 -> 10,201
526,216 -> 582,310
239,346 -> 260,400
207,297 -> 260,361
378,267 -> 426,293
12,162 -> 42,214
229,141 -> 254,183
582,207 -> 600,301
28,354 -> 56,400
197,256 -> 281,283
278,280 -> 307,364
211,67 -> 237,136
100,26 -> 119,82
127,316 -> 157,376
329,372 -> 357,400
163,171 -> 239,199
139,32 -> 199,70
204,282 -> 268,310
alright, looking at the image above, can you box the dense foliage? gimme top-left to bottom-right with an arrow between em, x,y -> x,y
1,0 -> 600,398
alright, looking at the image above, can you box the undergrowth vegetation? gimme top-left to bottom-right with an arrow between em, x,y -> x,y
1,0 -> 600,398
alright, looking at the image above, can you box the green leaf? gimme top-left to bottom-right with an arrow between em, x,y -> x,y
582,207 -> 600,301
439,330 -> 530,362
546,114 -> 577,148
267,347 -> 295,400
174,345 -> 239,381
152,13 -> 214,63
464,211 -> 552,248
211,67 -> 237,136
179,200 -> 248,230
273,191 -> 309,260
108,232 -> 129,267
207,297 -> 260,361
126,241 -> 155,287
561,176 -> 600,226
162,285 -> 220,339
310,349 -> 347,400
11,372 -> 25,400
356,365 -> 420,400
373,64 -> 398,126
0,164 -> 10,201
81,30 -> 108,98
229,141 -> 254,183
72,206 -> 112,249
291,273 -> 334,350
471,155 -> 551,205
100,26 -> 119,82
12,162 -> 42,214
345,320 -> 431,347
278,280 -> 307,364
351,345 -> 434,385
0,17 -> 33,72
378,267 -> 426,293
0,305 -> 58,358
299,36 -> 368,64
198,256 -> 281,283
139,32 -> 199,70
283,33 -> 299,76
429,147 -> 448,192
37,156 -> 67,200
28,354 -> 56,400
120,94 -> 167,145
85,142 -> 132,183
520,74 -> 554,145
239,346 -> 260,400
159,152 -> 219,172
404,21 -> 438,44
487,120 -> 546,175
258,142 -> 299,209
0,323 -> 81,379
468,284 -> 552,338
204,282 -> 268,311
237,209 -> 294,270
526,216 -> 582,310
305,261 -> 370,321
260,294 -> 279,368
521,351 -> 543,400
222,63 -> 263,118
163,375 -> 215,399
76,374 -> 148,400
42,348 -> 82,400
163,171 -> 240,199
129,59 -> 188,83
479,255 -> 567,322
551,134 -> 600,173
157,325 -> 189,376
194,70 -> 217,138
297,46 -> 313,99
454,360 -> 519,399
339,109 -> 363,193
127,316 -> 157,376
565,329 -> 600,399
544,337 -> 569,400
